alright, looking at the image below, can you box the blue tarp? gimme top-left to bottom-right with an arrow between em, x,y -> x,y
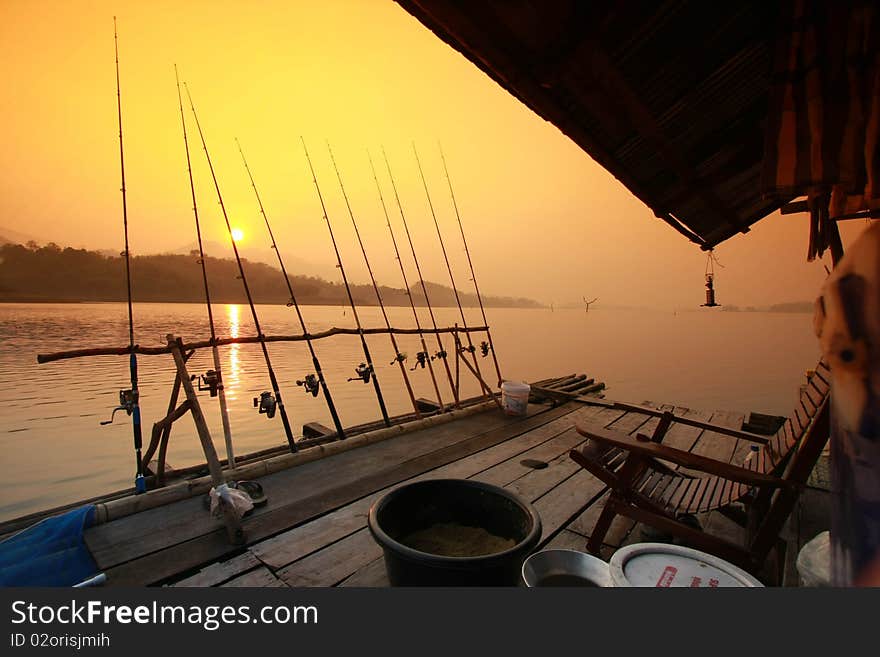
0,505 -> 98,587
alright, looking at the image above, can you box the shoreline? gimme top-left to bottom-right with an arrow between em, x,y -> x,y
0,298 -> 545,309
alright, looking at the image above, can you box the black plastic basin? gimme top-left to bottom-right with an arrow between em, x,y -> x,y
368,479 -> 542,586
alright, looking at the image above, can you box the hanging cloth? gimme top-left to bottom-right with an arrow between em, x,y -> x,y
761,0 -> 880,260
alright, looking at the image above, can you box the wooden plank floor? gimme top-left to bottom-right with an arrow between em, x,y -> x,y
93,399 -> 585,585
158,395 -> 773,588
78,387 -> 789,587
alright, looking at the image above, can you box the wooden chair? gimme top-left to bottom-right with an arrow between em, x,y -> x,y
569,362 -> 831,579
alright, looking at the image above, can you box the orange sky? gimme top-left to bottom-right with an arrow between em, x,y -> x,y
0,0 -> 864,308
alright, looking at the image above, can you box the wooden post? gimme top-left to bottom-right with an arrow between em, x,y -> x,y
155,401 -> 191,486
167,334 -> 243,545
141,349 -> 194,486
453,330 -> 502,411
815,222 -> 880,583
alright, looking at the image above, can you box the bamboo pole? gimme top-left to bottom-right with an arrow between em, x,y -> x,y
140,349 -> 193,482
530,374 -> 576,388
167,335 -> 243,545
36,325 -> 489,363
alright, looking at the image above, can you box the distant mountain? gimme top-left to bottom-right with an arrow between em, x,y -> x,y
166,241 -> 341,283
722,301 -> 814,314
768,301 -> 814,313
409,280 -> 541,309
0,241 -> 542,308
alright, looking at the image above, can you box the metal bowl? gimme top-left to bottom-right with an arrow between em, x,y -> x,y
522,549 -> 611,587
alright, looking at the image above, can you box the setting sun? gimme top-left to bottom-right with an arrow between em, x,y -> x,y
231,228 -> 244,242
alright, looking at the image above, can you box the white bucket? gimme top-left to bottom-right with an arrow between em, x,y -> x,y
501,381 -> 530,416
608,543 -> 763,587
796,531 -> 830,587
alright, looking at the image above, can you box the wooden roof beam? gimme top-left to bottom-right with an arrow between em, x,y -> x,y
570,37 -> 752,238
521,3 -> 749,241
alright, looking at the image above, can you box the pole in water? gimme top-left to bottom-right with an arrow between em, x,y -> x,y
301,137 -> 391,427
368,149 -> 445,411
381,147 -> 460,406
236,138 -> 346,439
105,17 -> 145,493
174,65 -> 235,468
438,142 -> 504,388
185,84 -> 297,452
326,142 -> 421,419
413,142 -> 492,399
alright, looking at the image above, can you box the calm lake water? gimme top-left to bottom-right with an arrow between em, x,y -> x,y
0,302 -> 820,522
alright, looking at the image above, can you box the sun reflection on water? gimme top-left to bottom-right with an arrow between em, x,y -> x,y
225,304 -> 241,399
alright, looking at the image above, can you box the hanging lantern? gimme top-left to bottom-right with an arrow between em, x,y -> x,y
702,273 -> 720,307
701,250 -> 722,307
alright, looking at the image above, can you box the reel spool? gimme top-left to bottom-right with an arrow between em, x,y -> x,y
296,373 -> 320,397
192,369 -> 221,397
348,362 -> 373,384
100,388 -> 138,425
411,351 -> 433,370
253,391 -> 277,418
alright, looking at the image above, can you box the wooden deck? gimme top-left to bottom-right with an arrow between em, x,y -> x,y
82,387 -> 829,587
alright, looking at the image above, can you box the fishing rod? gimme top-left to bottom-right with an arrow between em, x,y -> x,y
184,84 -> 298,452
235,138 -> 346,439
301,137 -> 391,427
438,143 -> 503,388
103,17 -> 146,493
174,66 -> 236,468
326,143 -> 421,419
368,150 -> 445,411
382,147 -> 460,406
412,142 -> 492,398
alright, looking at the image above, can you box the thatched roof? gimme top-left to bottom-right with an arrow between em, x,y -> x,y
396,0 -> 793,248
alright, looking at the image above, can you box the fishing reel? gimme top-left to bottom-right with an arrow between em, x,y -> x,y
296,374 -> 320,397
347,362 -> 373,384
100,388 -> 138,425
480,341 -> 490,357
191,369 -> 222,397
411,351 -> 434,370
461,344 -> 476,355
253,391 -> 277,418
390,352 -> 407,366
435,349 -> 448,360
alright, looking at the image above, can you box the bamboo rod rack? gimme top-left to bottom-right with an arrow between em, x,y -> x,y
92,398 -> 498,524
36,324 -> 489,363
